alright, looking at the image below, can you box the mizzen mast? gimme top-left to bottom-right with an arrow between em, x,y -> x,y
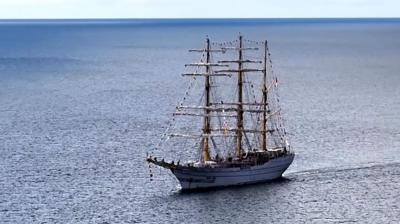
236,35 -> 244,159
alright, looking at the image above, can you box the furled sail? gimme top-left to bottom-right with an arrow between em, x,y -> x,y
150,35 -> 290,163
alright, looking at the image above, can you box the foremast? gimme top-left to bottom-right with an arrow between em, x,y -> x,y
202,38 -> 212,161
184,37 -> 229,162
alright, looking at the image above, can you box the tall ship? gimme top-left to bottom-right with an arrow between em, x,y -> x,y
147,35 -> 294,190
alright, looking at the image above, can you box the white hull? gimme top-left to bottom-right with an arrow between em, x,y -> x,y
171,154 -> 295,190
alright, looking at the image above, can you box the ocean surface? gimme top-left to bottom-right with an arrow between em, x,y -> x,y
0,19 -> 400,223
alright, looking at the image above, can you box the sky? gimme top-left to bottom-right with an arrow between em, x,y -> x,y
0,0 -> 399,19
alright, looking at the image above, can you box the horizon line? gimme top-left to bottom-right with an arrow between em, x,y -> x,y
1,17 -> 400,21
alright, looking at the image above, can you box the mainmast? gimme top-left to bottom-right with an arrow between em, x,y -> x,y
261,40 -> 268,151
202,38 -> 211,161
236,35 -> 244,159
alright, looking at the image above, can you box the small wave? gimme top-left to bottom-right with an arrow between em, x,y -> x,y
286,161 -> 400,180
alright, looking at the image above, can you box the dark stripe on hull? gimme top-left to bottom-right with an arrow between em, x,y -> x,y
172,154 -> 294,190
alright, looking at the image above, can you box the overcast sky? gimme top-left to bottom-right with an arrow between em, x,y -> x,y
0,0 -> 399,19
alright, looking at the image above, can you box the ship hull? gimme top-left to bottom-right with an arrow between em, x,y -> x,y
171,153 -> 294,190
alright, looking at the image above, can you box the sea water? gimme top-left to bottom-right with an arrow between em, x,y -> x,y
0,19 -> 399,223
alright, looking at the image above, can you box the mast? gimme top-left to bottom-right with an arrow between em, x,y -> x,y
261,40 -> 268,151
236,35 -> 244,159
202,38 -> 211,161
178,36 -> 268,160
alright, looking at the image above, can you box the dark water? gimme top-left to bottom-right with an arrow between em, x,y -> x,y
0,19 -> 400,223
